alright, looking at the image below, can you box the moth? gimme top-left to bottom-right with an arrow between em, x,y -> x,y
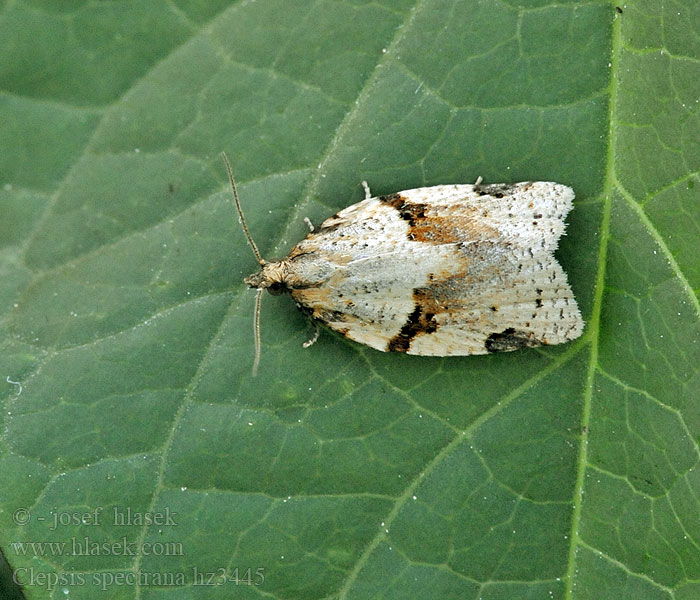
222,154 -> 583,374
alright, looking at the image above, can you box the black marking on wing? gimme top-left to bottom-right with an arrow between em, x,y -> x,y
474,183 -> 525,198
485,328 -> 541,353
379,193 -> 427,227
387,290 -> 439,353
535,288 -> 543,308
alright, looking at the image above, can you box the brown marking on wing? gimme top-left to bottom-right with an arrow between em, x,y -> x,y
379,193 -> 427,227
389,260 -> 515,353
291,286 -> 333,312
387,288 -> 439,352
380,193 -> 499,244
484,328 -> 542,352
385,272 -> 476,353
409,215 -> 499,244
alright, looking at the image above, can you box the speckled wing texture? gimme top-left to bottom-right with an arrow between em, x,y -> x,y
288,182 -> 584,355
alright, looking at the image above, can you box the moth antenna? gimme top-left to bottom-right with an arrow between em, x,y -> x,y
252,287 -> 263,376
221,152 -> 264,266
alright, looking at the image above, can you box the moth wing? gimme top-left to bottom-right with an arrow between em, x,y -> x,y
394,181 -> 574,252
405,250 -> 584,355
290,182 -> 582,356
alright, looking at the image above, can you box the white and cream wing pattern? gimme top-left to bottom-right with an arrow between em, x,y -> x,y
286,182 -> 583,355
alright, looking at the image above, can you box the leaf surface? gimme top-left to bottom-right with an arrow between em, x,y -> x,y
1,1 -> 698,598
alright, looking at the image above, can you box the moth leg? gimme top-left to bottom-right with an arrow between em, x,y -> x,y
303,217 -> 315,232
302,322 -> 320,348
473,175 -> 483,192
361,180 -> 371,200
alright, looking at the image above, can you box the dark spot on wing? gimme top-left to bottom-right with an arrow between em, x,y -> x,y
378,193 -> 402,208
387,289 -> 439,352
379,193 -> 427,227
485,327 -> 541,353
475,183 -> 526,198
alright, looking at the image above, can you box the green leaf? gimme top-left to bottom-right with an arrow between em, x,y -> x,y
1,1 -> 698,599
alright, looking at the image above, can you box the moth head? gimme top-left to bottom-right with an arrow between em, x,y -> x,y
243,263 -> 288,295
